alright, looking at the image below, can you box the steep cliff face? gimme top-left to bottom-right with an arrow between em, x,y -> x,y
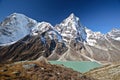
0,13 -> 120,64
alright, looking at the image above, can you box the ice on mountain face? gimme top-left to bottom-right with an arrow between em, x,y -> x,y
32,22 -> 53,35
32,21 -> 62,42
0,13 -> 37,45
85,28 -> 96,46
40,30 -> 62,44
85,28 -> 104,46
55,13 -> 86,43
107,28 -> 120,41
40,36 -> 46,44
115,37 -> 120,40
85,27 -> 119,46
47,30 -> 62,42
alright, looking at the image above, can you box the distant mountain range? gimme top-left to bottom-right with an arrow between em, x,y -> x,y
0,13 -> 120,64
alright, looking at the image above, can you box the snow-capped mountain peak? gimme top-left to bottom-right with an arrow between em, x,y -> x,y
1,13 -> 36,26
55,13 -> 86,43
0,13 -> 37,45
65,13 -> 79,24
60,13 -> 79,31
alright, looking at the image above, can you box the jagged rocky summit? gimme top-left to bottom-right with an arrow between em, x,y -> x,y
0,13 -> 120,64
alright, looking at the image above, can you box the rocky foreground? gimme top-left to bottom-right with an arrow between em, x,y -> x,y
0,59 -> 95,80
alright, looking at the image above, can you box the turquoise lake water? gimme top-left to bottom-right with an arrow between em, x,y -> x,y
49,61 -> 102,73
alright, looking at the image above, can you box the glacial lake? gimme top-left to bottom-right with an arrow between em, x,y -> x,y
49,61 -> 102,73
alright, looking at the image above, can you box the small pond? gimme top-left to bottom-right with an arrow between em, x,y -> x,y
49,61 -> 102,73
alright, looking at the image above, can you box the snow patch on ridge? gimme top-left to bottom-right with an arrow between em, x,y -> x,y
107,28 -> 120,41
32,22 -> 53,35
85,28 -> 105,46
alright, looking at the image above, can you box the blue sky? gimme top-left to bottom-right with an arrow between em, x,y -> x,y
0,0 -> 120,33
